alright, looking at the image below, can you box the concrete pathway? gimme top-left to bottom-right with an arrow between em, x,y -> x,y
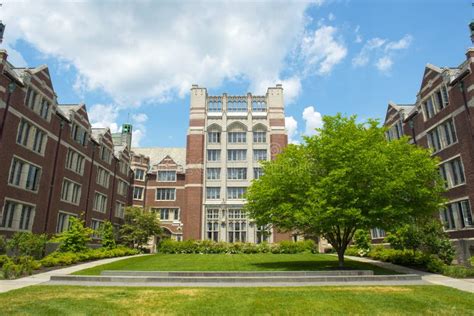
0,254 -> 146,294
345,255 -> 474,293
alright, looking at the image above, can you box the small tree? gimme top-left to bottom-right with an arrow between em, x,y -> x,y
6,232 -> 48,259
119,207 -> 162,249
55,217 -> 94,252
100,221 -> 116,249
353,230 -> 372,256
246,114 -> 445,268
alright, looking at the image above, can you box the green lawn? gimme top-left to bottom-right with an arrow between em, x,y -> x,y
75,253 -> 396,275
0,285 -> 472,315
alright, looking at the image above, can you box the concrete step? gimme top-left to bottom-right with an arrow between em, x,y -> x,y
100,270 -> 374,277
51,274 -> 421,283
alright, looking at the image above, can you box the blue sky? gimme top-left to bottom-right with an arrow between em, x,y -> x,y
2,0 -> 472,147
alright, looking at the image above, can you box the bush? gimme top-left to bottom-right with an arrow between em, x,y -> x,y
100,221 -> 116,249
0,235 -> 6,255
1,255 -> 41,279
6,232 -> 48,259
441,265 -> 474,278
353,230 -> 372,256
157,239 -> 314,254
55,216 -> 94,252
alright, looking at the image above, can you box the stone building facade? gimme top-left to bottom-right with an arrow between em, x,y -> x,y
131,85 -> 291,243
0,50 -> 133,238
382,48 -> 474,258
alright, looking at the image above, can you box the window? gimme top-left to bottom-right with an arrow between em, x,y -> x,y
1,201 -> 36,231
228,209 -> 247,242
423,86 -> 449,120
256,225 -> 271,243
117,180 -> 128,196
206,187 -> 220,200
100,147 -> 112,163
151,208 -> 180,221
252,100 -> 266,112
227,187 -> 246,199
56,212 -> 77,233
206,168 -> 221,180
40,99 -> 50,119
71,123 -> 88,147
174,208 -> 180,221
119,160 -> 129,175
115,202 -> 125,219
206,209 -> 220,241
228,132 -> 246,143
91,219 -> 104,238
370,228 -> 386,239
61,179 -> 82,205
208,100 -> 222,112
427,119 -> 457,153
16,120 -> 46,154
9,158 -> 41,192
134,169 -> 145,181
93,192 -> 108,213
25,87 -> 38,110
96,167 -> 110,188
207,149 -> 221,162
156,188 -> 176,200
159,208 -> 170,220
441,200 -> 473,230
133,186 -> 144,200
1,201 -> 16,229
208,131 -> 221,144
439,157 -> 465,188
253,131 -> 266,143
227,149 -> 246,161
386,121 -> 403,141
253,168 -> 263,179
228,168 -> 247,180
17,120 -> 31,147
158,171 -> 176,182
227,99 -> 247,112
65,149 -> 85,175
253,149 -> 267,162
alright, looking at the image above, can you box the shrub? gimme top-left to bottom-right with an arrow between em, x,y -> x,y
6,232 -> 48,259
55,216 -> 94,252
157,239 -> 314,254
0,235 -> 6,255
441,265 -> 474,278
0,254 -> 12,269
353,230 -> 371,256
100,221 -> 116,249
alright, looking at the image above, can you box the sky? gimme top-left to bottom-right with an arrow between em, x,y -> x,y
1,0 -> 472,147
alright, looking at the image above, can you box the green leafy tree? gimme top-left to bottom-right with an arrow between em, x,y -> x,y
246,114 -> 445,267
6,232 -> 48,259
100,221 -> 116,249
55,216 -> 94,252
119,207 -> 162,249
353,229 -> 372,256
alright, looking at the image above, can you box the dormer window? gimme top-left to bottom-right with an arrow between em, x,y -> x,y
158,170 -> 176,182
423,85 -> 449,120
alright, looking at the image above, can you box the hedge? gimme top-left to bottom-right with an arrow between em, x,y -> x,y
345,245 -> 474,278
158,239 -> 315,254
0,247 -> 139,280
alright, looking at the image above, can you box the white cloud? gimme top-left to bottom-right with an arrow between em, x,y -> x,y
3,1 -> 323,107
352,34 -> 413,73
375,56 -> 393,72
328,13 -> 335,21
132,113 -> 148,124
285,116 -> 299,144
301,25 -> 347,75
88,104 -> 119,133
253,76 -> 302,105
302,106 -> 323,136
354,25 -> 363,44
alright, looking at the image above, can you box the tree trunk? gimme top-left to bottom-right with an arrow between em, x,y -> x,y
337,248 -> 345,268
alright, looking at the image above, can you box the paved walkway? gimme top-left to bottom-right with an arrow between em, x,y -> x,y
0,254 -> 146,294
345,255 -> 474,293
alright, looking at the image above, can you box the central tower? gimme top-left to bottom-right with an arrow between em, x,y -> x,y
183,84 -> 289,242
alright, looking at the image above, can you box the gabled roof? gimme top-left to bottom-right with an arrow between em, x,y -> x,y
131,147 -> 186,169
384,102 -> 415,124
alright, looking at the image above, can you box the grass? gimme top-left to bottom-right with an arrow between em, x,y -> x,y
74,253 -> 397,275
0,285 -> 472,315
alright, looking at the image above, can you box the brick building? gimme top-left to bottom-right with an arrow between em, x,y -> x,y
382,47 -> 474,257
131,85 -> 291,243
0,50 -> 133,237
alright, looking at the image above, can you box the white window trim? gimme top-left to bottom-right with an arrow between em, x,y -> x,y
0,198 -> 36,232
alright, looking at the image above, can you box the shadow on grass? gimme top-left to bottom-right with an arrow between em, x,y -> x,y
251,260 -> 397,275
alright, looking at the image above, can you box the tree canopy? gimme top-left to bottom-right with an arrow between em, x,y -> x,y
245,114 -> 445,267
119,206 -> 162,249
